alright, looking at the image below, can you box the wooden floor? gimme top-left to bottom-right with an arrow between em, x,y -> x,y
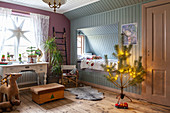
10,87 -> 170,113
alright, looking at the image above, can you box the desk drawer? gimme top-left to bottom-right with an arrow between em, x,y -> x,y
6,67 -> 18,73
37,65 -> 47,73
19,65 -> 37,71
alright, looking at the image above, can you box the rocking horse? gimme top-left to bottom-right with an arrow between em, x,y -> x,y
0,73 -> 22,112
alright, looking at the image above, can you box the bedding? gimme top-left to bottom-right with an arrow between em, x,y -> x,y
77,53 -> 93,61
80,59 -> 118,71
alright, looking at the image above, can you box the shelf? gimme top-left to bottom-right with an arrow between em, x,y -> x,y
59,50 -> 66,51
62,56 -> 67,57
55,38 -> 64,39
55,31 -> 65,34
56,43 -> 65,45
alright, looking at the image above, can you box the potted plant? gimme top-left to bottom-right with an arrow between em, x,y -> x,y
26,46 -> 37,63
44,37 -> 63,83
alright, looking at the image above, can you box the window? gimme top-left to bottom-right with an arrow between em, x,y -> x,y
77,35 -> 84,56
0,13 -> 36,61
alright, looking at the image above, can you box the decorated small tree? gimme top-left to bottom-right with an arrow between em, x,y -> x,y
26,46 -> 36,56
101,33 -> 145,104
26,46 -> 37,63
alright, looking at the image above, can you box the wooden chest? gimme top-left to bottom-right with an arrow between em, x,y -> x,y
30,83 -> 65,104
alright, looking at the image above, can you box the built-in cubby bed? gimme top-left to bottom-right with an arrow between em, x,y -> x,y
78,66 -> 142,95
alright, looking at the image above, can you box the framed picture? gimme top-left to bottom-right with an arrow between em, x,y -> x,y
121,23 -> 137,45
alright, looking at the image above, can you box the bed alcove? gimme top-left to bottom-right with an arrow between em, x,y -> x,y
76,23 -> 142,96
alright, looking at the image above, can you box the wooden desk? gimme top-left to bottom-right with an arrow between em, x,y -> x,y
0,62 -> 49,85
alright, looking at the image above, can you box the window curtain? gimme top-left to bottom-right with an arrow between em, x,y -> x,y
0,7 -> 12,58
30,13 -> 49,62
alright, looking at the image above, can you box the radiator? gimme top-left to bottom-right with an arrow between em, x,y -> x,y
17,71 -> 44,86
0,71 -> 44,87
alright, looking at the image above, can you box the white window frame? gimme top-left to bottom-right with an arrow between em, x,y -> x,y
77,35 -> 84,55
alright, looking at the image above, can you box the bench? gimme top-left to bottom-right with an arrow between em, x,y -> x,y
30,83 -> 65,104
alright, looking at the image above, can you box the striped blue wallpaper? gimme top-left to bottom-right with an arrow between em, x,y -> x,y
79,23 -> 118,59
85,34 -> 118,59
69,1 -> 154,94
79,69 -> 141,94
70,3 -> 143,65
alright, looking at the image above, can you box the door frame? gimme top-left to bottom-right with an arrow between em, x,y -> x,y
142,0 -> 170,99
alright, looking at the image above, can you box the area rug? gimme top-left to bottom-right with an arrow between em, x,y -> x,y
65,86 -> 104,101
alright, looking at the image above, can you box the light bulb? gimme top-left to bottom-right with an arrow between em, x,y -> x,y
125,52 -> 129,56
120,51 -> 124,55
129,69 -> 132,72
120,69 -> 123,73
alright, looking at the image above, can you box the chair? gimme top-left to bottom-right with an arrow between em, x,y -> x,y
61,65 -> 79,87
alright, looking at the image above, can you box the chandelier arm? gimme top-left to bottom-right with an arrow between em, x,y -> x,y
49,5 -> 54,8
48,2 -> 54,8
57,3 -> 61,9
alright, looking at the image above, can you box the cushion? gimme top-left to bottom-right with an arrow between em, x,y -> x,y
30,83 -> 65,95
69,68 -> 77,74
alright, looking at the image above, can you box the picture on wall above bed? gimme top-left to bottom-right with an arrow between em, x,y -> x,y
121,23 -> 137,45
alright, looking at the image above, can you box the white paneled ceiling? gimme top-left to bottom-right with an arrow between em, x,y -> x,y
0,0 -> 100,13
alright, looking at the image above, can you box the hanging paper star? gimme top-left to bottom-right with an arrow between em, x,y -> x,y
6,19 -> 31,58
6,19 -> 31,46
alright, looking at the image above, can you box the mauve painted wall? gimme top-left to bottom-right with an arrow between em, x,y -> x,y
0,1 -> 70,64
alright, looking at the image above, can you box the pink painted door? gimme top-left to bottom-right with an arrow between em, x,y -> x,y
146,3 -> 170,106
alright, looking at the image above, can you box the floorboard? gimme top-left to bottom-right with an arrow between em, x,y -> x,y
8,87 -> 170,113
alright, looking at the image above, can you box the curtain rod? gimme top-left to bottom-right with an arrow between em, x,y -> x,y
11,9 -> 50,17
12,9 -> 30,15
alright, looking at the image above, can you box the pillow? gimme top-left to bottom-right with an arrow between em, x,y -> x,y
69,68 -> 77,75
83,53 -> 93,59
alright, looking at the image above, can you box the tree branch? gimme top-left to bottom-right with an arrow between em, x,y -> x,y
123,75 -> 131,87
110,80 -> 121,88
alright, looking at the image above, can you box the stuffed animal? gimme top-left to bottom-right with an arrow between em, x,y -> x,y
0,99 -> 21,112
0,73 -> 22,102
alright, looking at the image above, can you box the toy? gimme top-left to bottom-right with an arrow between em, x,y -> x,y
10,55 -> 14,61
92,55 -> 102,59
0,73 -> 21,112
26,46 -> 37,63
0,73 -> 22,102
0,99 -> 20,112
18,54 -> 23,64
115,102 -> 128,109
1,55 -> 6,62
7,52 -> 10,61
